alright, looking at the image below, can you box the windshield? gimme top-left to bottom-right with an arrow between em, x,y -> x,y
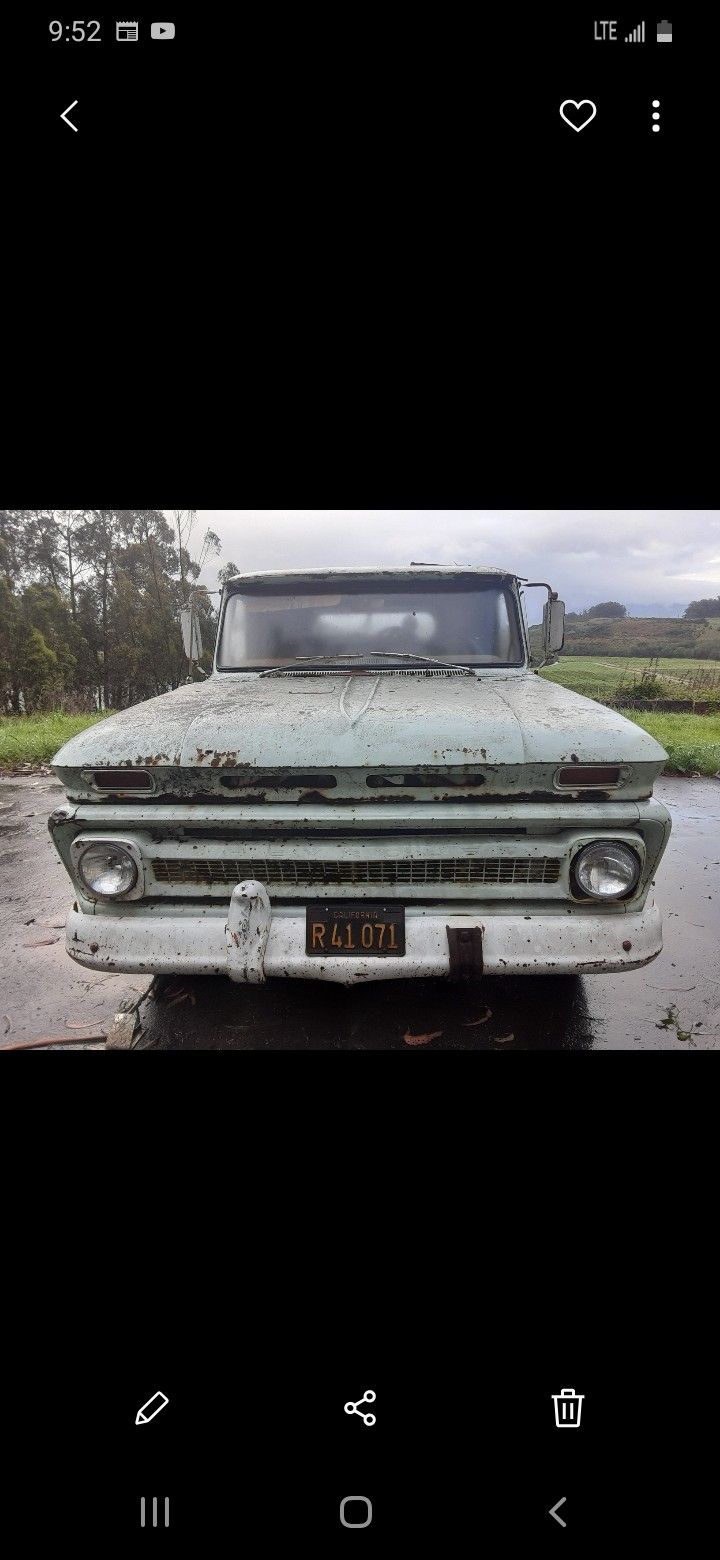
216,579 -> 524,669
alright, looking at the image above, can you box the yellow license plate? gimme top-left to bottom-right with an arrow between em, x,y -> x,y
306,904 -> 406,956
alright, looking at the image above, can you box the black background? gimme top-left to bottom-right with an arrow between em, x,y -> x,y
3,7 -> 701,157
5,1254 -> 717,1551
1,5 -> 717,1552
2,4 -> 713,509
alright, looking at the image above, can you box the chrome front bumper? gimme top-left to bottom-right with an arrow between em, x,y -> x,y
65,879 -> 663,985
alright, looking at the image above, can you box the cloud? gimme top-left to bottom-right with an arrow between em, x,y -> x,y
189,511 -> 720,615
666,571 -> 720,583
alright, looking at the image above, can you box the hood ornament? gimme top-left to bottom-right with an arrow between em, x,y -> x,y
339,675 -> 381,727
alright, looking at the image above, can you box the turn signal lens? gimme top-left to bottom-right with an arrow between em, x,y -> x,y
92,770 -> 153,790
556,765 -> 621,788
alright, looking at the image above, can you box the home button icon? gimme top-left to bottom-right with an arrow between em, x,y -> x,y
340,1496 -> 373,1529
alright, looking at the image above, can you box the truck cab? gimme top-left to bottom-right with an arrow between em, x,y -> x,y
49,566 -> 671,984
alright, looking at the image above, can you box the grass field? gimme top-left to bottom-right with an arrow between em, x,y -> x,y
541,655 -> 720,701
0,713 -> 105,768
619,711 -> 720,777
539,657 -> 720,775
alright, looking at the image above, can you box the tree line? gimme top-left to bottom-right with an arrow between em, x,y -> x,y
4,524 -> 719,714
567,598 -> 720,623
565,601 -> 628,620
0,510 -> 239,714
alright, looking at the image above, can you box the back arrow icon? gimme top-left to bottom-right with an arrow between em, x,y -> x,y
549,1497 -> 567,1528
60,100 -> 79,131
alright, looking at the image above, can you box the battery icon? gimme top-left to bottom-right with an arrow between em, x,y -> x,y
657,20 -> 672,43
552,1387 -> 584,1428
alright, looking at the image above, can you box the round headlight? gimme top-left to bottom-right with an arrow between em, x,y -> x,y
77,842 -> 138,898
573,841 -> 640,900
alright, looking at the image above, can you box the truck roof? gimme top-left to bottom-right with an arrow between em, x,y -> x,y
223,566 -> 515,586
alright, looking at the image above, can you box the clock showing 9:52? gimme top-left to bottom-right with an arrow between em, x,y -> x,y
49,20 -> 102,42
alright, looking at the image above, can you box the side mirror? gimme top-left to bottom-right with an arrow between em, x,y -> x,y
180,607 -> 203,661
544,597 -> 565,653
524,583 -> 565,667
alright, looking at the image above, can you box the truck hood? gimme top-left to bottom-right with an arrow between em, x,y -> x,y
52,671 -> 667,772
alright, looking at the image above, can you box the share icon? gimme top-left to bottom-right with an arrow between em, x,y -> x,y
344,1389 -> 376,1427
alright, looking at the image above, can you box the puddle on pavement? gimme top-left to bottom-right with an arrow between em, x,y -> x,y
139,971 -> 597,1051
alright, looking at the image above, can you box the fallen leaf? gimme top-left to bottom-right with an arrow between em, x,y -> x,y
461,1007 -> 492,1027
403,1029 -> 442,1047
2,1014 -> 11,1035
65,1021 -> 94,1030
493,1032 -> 515,1045
43,919 -> 66,930
22,937 -> 59,948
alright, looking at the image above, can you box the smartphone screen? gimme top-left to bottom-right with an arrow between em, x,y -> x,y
1,4 -> 716,1553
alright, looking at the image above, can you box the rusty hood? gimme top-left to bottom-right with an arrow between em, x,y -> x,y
52,671 -> 668,773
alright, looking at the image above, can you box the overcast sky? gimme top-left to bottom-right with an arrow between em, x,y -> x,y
190,511 -> 720,616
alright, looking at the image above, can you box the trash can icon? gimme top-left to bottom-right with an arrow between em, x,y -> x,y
552,1387 -> 584,1428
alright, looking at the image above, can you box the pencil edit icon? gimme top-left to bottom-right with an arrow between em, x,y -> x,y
135,1390 -> 169,1426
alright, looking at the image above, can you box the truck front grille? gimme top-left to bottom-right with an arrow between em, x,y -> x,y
151,856 -> 562,888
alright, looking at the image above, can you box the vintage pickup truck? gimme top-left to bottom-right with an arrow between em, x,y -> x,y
49,566 -> 672,984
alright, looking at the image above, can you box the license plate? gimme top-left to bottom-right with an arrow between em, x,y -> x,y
306,903 -> 406,957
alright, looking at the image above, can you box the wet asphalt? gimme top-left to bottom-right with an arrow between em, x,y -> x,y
1,774 -> 718,1050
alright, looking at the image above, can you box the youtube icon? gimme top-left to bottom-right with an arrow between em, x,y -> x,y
150,21 -> 175,39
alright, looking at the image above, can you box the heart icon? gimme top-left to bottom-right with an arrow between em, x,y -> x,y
559,99 -> 597,132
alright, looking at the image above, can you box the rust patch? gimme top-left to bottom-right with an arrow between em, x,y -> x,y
209,751 -> 239,768
48,806 -> 74,829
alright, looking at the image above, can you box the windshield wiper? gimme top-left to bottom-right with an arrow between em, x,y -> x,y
259,651 -> 471,676
258,653 -> 368,676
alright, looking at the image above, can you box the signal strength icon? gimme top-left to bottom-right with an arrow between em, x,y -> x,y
625,20 -> 646,42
